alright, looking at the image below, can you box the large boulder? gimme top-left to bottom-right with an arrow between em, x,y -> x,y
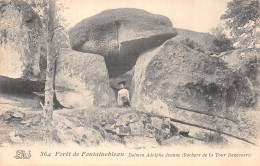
130,40 -> 257,141
69,8 -> 177,90
55,48 -> 115,108
131,39 -> 255,119
0,1 -> 43,81
217,48 -> 258,108
173,28 -> 215,53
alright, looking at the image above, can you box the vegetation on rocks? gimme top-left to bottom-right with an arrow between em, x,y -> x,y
0,0 -> 259,148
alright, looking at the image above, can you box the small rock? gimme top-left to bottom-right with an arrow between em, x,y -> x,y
161,118 -> 178,139
11,112 -> 24,119
31,115 -> 42,125
129,121 -> 145,135
99,119 -> 107,127
144,129 -> 155,138
20,120 -> 31,126
56,129 -> 77,145
150,117 -> 163,130
139,114 -> 151,126
106,133 -> 123,143
115,125 -> 131,136
113,113 -> 120,119
68,127 -> 103,146
124,113 -> 139,123
3,113 -> 12,121
145,125 -> 163,139
92,125 -> 106,139
9,132 -> 23,143
115,113 -> 139,126
103,123 -> 116,133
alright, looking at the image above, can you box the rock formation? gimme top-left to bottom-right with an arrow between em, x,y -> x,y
131,39 -> 255,118
218,48 -> 258,108
69,8 -> 177,90
173,28 -> 215,53
0,1 -> 43,81
55,48 -> 115,108
54,108 -> 178,147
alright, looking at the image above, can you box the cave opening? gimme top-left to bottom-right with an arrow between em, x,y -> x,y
104,34 -> 175,100
0,76 -> 63,109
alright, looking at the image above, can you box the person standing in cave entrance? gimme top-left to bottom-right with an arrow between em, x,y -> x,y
117,81 -> 131,108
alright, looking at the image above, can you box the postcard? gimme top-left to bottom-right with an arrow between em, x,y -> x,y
0,0 -> 259,165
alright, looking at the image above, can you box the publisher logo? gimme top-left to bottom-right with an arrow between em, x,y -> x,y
14,150 -> 31,159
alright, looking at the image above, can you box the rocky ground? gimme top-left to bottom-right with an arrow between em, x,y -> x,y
0,92 -> 259,149
0,1 -> 259,150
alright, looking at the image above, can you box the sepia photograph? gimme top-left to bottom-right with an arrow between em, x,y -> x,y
0,0 -> 259,165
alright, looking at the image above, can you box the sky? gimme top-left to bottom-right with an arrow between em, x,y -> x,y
60,0 -> 230,33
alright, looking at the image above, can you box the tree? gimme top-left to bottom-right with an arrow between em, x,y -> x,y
221,0 -> 260,48
209,24 -> 226,37
43,0 -> 55,142
29,0 -> 69,142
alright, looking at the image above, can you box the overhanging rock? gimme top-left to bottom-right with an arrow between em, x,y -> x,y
69,8 -> 177,90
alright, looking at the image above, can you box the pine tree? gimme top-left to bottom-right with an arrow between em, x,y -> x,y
221,0 -> 260,48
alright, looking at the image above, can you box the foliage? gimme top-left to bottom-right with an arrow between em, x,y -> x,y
221,0 -> 260,48
209,25 -> 234,54
221,0 -> 259,37
180,38 -> 195,49
180,37 -> 205,53
210,35 -> 234,54
209,24 -> 226,37
24,0 -> 70,140
27,0 -> 70,51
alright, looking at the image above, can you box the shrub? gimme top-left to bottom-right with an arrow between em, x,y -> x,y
180,37 -> 206,53
181,38 -> 195,49
210,35 -> 234,54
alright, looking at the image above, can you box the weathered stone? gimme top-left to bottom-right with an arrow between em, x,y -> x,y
69,8 -> 177,57
103,123 -> 116,132
2,112 -> 12,121
0,1 -> 43,81
100,111 -> 177,142
69,8 -> 177,90
115,112 -> 139,126
115,125 -> 131,136
218,49 -> 258,107
31,115 -> 42,126
131,39 -> 254,120
9,131 -> 23,143
139,114 -> 152,125
58,127 -> 104,146
56,129 -> 77,145
20,119 -> 31,126
145,125 -> 163,139
105,133 -> 123,143
11,111 -> 24,119
150,117 -> 163,130
173,28 -> 215,52
129,121 -> 145,135
161,119 -> 179,139
55,48 -> 115,108
99,119 -> 107,127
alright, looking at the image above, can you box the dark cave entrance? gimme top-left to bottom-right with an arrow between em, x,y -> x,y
0,76 -> 62,109
104,33 -> 176,99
